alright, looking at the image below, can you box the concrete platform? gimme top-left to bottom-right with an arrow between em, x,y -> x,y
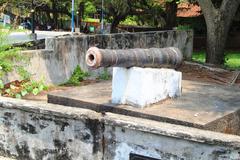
48,80 -> 240,135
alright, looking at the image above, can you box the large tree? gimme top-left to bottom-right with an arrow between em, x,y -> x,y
197,0 -> 240,65
102,0 -> 135,33
164,0 -> 178,29
95,0 -> 164,33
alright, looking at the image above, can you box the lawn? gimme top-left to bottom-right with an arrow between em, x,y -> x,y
192,51 -> 240,69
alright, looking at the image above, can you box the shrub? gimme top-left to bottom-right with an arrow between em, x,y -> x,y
0,28 -> 24,78
64,65 -> 89,86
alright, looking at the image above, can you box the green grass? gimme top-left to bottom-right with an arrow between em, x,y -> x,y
192,51 -> 206,63
225,53 -> 240,69
192,51 -> 240,69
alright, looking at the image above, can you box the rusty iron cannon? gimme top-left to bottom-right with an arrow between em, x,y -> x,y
85,47 -> 183,69
85,47 -> 183,108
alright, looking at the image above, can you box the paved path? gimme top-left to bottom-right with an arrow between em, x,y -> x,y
8,30 -> 72,43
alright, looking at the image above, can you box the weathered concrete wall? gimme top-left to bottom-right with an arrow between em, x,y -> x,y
7,30 -> 193,85
0,97 -> 240,160
0,98 -> 103,160
46,30 -> 193,72
13,39 -> 45,50
103,113 -> 240,160
4,49 -> 59,84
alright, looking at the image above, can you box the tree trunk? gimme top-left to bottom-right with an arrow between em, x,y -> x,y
111,17 -> 121,33
165,1 -> 177,29
198,0 -> 240,65
52,0 -> 58,30
78,2 -> 84,30
206,18 -> 227,64
46,12 -> 52,27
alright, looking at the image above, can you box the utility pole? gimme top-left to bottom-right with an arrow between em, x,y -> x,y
71,0 -> 75,33
75,11 -> 80,32
76,11 -> 79,28
101,0 -> 104,34
30,0 -> 37,40
31,0 -> 35,34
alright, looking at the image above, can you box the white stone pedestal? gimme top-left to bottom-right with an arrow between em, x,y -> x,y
112,67 -> 182,108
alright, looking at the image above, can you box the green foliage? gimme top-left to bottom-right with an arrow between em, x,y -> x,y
84,1 -> 97,17
64,65 -> 89,86
139,1 -> 164,27
120,16 -> 138,26
0,27 -> 48,98
109,0 -> 130,15
101,0 -> 166,28
225,52 -> 240,69
22,79 -> 48,96
0,28 -> 26,78
1,79 -> 48,98
98,68 -> 111,80
0,80 -> 4,89
17,66 -> 31,80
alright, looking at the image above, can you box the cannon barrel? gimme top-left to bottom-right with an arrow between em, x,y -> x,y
86,47 -> 183,69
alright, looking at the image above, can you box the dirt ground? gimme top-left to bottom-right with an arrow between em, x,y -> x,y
178,62 -> 240,85
8,62 -> 240,102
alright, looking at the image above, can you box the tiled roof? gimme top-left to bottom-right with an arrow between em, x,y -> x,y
177,3 -> 202,17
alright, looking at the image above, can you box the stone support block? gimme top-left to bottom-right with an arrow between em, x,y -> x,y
112,67 -> 182,108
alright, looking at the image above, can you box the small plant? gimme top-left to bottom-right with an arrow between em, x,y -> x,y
0,27 -> 27,78
0,80 -> 4,96
64,65 -> 89,86
21,79 -> 48,97
0,28 -> 48,98
98,68 -> 111,80
1,79 -> 48,99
